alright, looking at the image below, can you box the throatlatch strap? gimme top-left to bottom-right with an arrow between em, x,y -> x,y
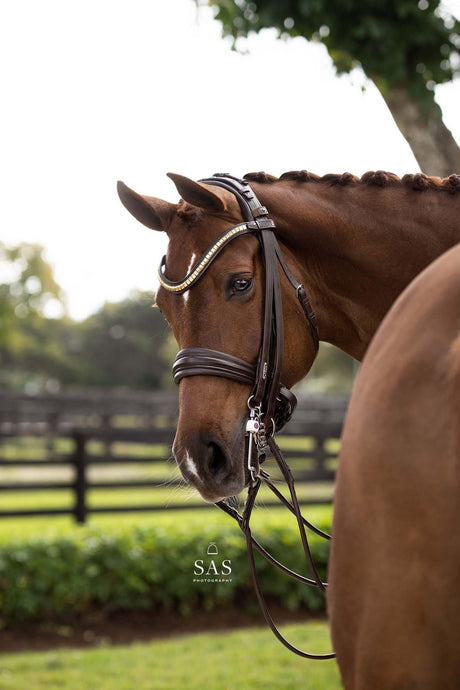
273,238 -> 319,355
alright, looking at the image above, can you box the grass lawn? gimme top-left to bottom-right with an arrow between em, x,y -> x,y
0,622 -> 341,690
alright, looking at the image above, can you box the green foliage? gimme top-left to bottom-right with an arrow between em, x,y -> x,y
303,342 -> 356,392
0,242 -> 65,351
0,292 -> 173,392
0,515 -> 331,626
66,292 -> 173,389
205,0 -> 460,106
0,242 -> 74,390
0,241 -> 174,391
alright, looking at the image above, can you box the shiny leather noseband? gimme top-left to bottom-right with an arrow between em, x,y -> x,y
173,348 -> 256,386
160,173 -> 334,660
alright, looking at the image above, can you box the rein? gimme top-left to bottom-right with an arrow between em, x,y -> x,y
159,173 -> 334,660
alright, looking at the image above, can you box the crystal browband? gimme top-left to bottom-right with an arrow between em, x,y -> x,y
158,222 -> 251,294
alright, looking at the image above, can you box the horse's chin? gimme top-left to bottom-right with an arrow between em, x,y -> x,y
196,486 -> 244,504
189,471 -> 246,504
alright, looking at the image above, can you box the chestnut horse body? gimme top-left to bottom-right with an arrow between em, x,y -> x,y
118,170 -> 460,684
329,243 -> 460,688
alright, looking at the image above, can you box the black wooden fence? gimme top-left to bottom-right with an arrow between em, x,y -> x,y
0,389 -> 348,523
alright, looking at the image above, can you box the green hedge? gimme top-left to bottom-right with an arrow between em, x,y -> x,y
0,515 -> 331,626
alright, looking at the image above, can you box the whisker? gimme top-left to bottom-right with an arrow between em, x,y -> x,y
163,481 -> 197,508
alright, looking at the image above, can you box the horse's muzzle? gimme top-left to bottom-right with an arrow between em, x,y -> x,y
173,432 -> 245,502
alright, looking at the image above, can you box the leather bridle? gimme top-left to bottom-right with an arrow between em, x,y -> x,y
159,173 -> 334,660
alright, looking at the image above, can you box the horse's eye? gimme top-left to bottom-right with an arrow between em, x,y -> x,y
231,277 -> 253,294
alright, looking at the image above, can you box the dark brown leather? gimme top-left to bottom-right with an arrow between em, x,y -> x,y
216,435 -> 334,660
173,347 -> 297,433
173,348 -> 256,386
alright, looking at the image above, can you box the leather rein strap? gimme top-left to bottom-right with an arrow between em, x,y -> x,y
160,173 -> 334,660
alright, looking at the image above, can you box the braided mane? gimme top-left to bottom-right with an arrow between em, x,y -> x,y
243,170 -> 460,194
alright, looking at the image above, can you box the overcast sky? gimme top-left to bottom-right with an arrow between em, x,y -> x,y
1,0 -> 459,320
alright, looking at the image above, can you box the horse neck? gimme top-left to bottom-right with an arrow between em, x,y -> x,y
252,180 -> 459,360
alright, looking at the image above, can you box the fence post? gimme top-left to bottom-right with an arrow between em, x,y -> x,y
73,432 -> 87,524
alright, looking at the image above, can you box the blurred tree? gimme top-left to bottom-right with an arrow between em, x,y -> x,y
202,0 -> 460,175
0,291 -> 174,392
0,243 -> 173,391
301,342 -> 357,393
0,241 -> 66,354
75,292 -> 174,389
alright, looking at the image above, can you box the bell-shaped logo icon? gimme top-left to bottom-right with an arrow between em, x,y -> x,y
207,542 -> 218,556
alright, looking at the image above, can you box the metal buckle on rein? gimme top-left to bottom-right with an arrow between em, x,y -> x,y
246,409 -> 260,485
245,399 -> 269,485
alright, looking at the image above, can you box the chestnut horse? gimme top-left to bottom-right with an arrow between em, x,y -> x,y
118,170 -> 459,502
329,243 -> 460,688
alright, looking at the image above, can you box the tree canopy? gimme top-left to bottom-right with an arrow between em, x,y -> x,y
203,0 -> 460,175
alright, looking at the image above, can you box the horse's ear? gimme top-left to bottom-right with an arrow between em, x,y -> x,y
117,181 -> 176,232
167,173 -> 226,213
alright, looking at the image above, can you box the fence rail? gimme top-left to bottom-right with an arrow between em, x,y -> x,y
0,389 -> 348,522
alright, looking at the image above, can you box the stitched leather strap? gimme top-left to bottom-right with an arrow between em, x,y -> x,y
173,348 -> 255,386
201,177 -> 290,425
172,347 -> 297,432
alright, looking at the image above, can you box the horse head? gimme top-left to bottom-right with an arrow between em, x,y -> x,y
117,174 -> 317,502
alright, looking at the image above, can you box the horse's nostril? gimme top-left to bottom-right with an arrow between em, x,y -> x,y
205,441 -> 228,481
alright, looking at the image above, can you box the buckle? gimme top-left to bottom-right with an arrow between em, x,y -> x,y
256,217 -> 275,229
